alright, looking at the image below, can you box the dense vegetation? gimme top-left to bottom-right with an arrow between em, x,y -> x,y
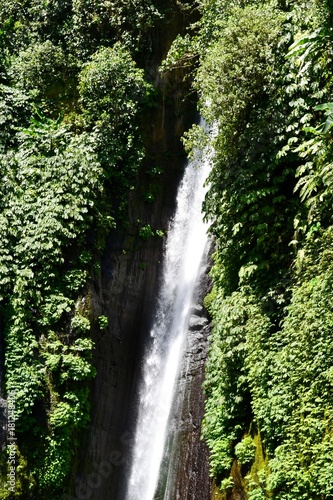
0,1 -> 189,498
167,0 -> 333,498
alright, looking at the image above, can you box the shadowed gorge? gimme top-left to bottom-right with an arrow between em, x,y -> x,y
124,127 -> 211,500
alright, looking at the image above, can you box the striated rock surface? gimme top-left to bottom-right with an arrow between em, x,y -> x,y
154,248 -> 213,500
66,6 -> 208,500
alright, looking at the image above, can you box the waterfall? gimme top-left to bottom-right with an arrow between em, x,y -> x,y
125,133 -> 212,500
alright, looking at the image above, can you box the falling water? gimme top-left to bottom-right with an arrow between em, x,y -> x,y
125,134 -> 212,500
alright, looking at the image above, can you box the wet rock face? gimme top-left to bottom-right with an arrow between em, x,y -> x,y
70,170 -> 214,500
68,11 -> 200,500
155,250 -> 213,500
167,324 -> 212,500
188,314 -> 209,332
71,151 -> 189,500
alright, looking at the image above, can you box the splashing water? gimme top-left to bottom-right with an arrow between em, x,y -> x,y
125,135 -> 212,500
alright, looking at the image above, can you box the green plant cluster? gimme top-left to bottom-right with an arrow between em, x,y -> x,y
0,0 -> 175,61
0,0 -> 158,497
163,0 -> 333,497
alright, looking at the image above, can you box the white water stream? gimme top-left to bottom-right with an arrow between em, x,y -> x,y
125,139 -> 211,500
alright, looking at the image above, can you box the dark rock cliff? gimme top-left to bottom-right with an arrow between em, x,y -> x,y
155,246 -> 213,500
65,6 -> 210,500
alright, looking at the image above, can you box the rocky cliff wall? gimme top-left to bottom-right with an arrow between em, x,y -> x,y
154,246 -> 213,500
66,7 -> 203,499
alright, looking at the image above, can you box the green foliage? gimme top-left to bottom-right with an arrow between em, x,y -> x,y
0,112 -> 103,494
79,44 -> 152,214
69,0 -> 168,58
202,287 -> 271,477
248,487 -> 266,500
182,0 -> 333,497
159,33 -> 198,73
98,315 -> 108,330
71,315 -> 91,334
235,436 -> 256,465
79,44 -> 150,120
37,388 -> 92,490
287,22 -> 333,231
0,0 -> 169,61
138,224 -> 155,240
220,476 -> 234,491
196,4 -> 286,124
194,3 -> 299,295
9,41 -> 71,103
0,33 -> 151,496
0,84 -> 30,151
